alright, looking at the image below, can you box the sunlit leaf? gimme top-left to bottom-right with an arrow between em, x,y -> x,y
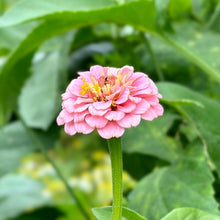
0,0 -> 155,123
157,82 -> 220,176
122,113 -> 181,162
18,31 -> 74,130
92,206 -> 147,220
161,207 -> 220,220
0,174 -> 50,219
128,143 -> 219,219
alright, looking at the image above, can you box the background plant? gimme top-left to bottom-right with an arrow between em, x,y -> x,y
0,0 -> 219,219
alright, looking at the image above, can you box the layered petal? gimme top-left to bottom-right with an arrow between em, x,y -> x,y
132,99 -> 150,114
57,65 -> 163,139
74,121 -> 94,134
97,122 -> 125,139
104,111 -> 125,121
117,114 -> 141,128
85,115 -> 108,128
64,122 -> 76,135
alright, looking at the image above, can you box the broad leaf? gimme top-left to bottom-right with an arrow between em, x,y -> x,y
122,113 -> 181,162
0,121 -> 37,177
157,82 -> 220,175
92,206 -> 146,220
161,207 -> 220,220
0,21 -> 38,55
0,0 -> 155,123
159,22 -> 220,82
128,143 -> 219,220
18,31 -> 74,130
0,174 -> 50,219
0,121 -> 58,177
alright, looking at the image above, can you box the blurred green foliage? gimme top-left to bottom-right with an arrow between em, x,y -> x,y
0,0 -> 219,219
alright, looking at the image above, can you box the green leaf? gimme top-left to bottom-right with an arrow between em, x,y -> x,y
168,0 -> 192,19
0,174 -> 50,219
0,120 -> 58,177
128,143 -> 219,220
161,207 -> 220,220
0,21 -> 38,55
159,22 -> 220,82
92,206 -> 147,220
0,0 -> 155,29
122,113 -> 181,162
0,121 -> 37,177
18,31 -> 74,130
157,82 -> 220,175
0,0 -> 155,123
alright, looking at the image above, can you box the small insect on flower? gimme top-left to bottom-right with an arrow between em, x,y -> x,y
57,65 -> 163,139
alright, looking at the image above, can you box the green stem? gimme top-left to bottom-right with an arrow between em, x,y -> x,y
207,1 -> 220,29
17,113 -> 91,220
107,137 -> 123,220
141,33 -> 164,81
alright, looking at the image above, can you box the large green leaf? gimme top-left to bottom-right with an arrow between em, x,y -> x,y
157,82 -> 220,175
159,22 -> 220,82
18,31 -> 74,130
0,174 -> 50,219
92,206 -> 147,220
122,113 -> 181,162
128,143 -> 219,220
161,207 -> 220,220
0,0 -> 155,29
0,120 -> 58,177
0,121 -> 37,177
0,0 -> 155,124
0,22 -> 38,55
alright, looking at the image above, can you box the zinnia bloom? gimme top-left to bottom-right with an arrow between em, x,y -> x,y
57,65 -> 163,139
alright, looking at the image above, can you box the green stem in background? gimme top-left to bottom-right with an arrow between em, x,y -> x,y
141,33 -> 164,81
157,32 -> 220,83
207,0 -> 220,29
107,137 -> 123,220
17,113 -> 91,220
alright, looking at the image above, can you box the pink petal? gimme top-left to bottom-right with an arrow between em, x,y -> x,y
132,99 -> 150,114
97,122 -> 125,139
121,65 -> 134,75
117,114 -> 141,128
140,103 -> 163,121
132,73 -> 149,90
64,122 -> 76,135
89,105 -> 110,116
106,87 -> 121,100
90,65 -> 103,79
129,95 -> 142,103
152,104 -> 164,116
62,98 -> 75,113
93,100 -> 112,110
74,121 -> 94,134
131,88 -> 152,96
115,88 -> 130,104
144,96 -> 159,105
85,115 -> 108,128
61,88 -> 75,100
67,79 -> 84,96
74,111 -> 89,122
74,97 -> 94,105
56,114 -> 65,126
78,71 -> 91,78
74,103 -> 90,113
105,111 -> 125,121
109,67 -> 120,76
117,100 -> 136,113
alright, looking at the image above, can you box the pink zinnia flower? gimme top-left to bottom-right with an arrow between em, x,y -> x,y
57,65 -> 163,139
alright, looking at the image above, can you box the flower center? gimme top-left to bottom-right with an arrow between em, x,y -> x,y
79,70 -> 133,111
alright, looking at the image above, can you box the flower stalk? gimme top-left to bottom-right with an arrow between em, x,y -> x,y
107,137 -> 123,220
